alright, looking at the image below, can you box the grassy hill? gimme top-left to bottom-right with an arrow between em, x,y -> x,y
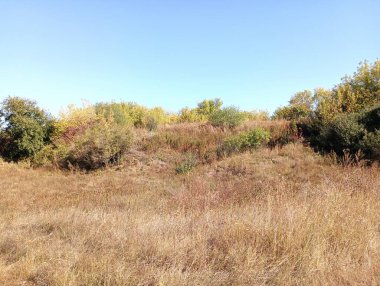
0,123 -> 379,285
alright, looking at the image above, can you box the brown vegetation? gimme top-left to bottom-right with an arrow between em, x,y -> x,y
1,141 -> 379,285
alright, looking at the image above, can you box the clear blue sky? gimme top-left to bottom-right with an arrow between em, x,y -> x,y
1,1 -> 379,115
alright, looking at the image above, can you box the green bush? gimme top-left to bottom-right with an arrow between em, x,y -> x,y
217,128 -> 270,157
0,96 -> 53,161
301,106 -> 380,161
324,114 -> 366,155
175,154 -> 197,174
272,105 -> 310,120
209,106 -> 246,128
144,115 -> 159,131
61,120 -> 133,170
361,130 -> 380,160
359,106 -> 380,132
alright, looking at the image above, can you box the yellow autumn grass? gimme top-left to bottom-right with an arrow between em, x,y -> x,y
0,144 -> 379,285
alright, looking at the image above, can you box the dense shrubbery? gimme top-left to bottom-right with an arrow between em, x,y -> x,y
62,120 -> 133,170
0,96 -> 53,161
3,59 -> 378,169
178,98 -> 268,126
275,60 -> 380,162
302,106 -> 380,161
95,102 -> 177,129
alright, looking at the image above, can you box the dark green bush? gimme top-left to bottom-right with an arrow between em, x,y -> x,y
301,106 -> 380,161
209,106 -> 246,129
324,114 -> 366,155
359,106 -> 380,132
0,96 -> 53,161
361,130 -> 380,160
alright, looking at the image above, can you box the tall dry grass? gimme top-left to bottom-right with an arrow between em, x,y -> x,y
0,144 -> 379,285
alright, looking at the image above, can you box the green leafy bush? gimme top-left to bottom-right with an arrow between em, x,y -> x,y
302,106 -> 380,161
272,105 -> 311,120
175,154 -> 197,174
217,128 -> 270,157
324,114 -> 366,155
361,130 -> 380,160
0,96 -> 53,161
209,106 -> 246,129
95,102 -> 176,129
60,120 -> 133,170
359,106 -> 380,132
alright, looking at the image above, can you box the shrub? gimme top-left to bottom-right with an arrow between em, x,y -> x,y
61,120 -> 133,170
361,130 -> 380,160
314,114 -> 366,156
0,96 -> 53,161
272,105 -> 311,120
52,105 -> 99,142
144,115 -> 159,131
269,121 -> 300,147
217,128 -> 270,157
209,106 -> 246,129
243,110 -> 270,121
95,102 -> 175,129
175,154 -> 197,174
359,106 -> 380,132
178,107 -> 204,123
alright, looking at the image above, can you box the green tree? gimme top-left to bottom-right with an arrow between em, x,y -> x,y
273,90 -> 313,120
196,98 -> 223,117
289,90 -> 314,110
208,106 -> 245,128
0,96 -> 52,161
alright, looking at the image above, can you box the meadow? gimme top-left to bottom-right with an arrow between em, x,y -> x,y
0,121 -> 379,285
1,61 -> 379,285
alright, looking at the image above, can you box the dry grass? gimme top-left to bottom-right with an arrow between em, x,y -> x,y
141,120 -> 295,164
1,143 -> 380,285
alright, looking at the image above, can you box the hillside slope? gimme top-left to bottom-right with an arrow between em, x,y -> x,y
0,144 -> 379,285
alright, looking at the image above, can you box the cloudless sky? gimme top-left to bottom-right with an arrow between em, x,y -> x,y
1,1 -> 379,115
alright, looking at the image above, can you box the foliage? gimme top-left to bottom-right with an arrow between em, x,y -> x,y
322,113 -> 366,155
196,98 -> 223,117
273,90 -> 313,120
52,104 -> 99,141
208,106 -> 246,128
95,102 -> 176,129
243,110 -> 270,121
175,154 -> 198,174
359,106 -> 380,132
178,98 -> 223,123
312,60 -> 380,121
178,107 -> 204,123
361,130 -> 380,160
302,105 -> 380,161
217,128 -> 270,157
0,96 -> 53,161
268,120 -> 300,147
272,105 -> 311,121
61,119 -> 133,170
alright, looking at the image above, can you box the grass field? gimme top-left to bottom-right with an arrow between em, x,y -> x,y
1,134 -> 380,285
